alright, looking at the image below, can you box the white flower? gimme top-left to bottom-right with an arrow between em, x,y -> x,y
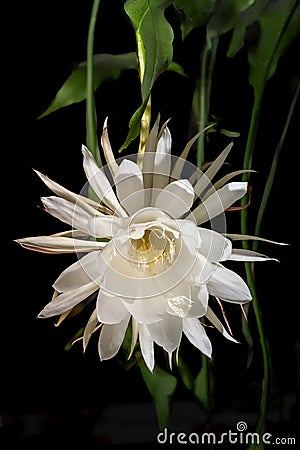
16,117 -> 277,371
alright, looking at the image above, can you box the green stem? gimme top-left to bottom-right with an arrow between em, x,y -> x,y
245,262 -> 270,436
197,37 -> 219,168
202,353 -> 213,430
253,80 -> 300,251
240,8 -> 300,442
240,95 -> 270,444
86,0 -> 102,165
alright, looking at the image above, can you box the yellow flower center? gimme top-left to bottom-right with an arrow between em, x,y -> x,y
129,228 -> 176,275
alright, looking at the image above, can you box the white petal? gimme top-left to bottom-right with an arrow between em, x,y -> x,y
87,215 -> 127,238
142,114 -> 161,204
83,309 -> 99,351
151,127 -> 172,201
54,251 -> 103,292
38,281 -> 98,318
101,118 -> 119,177
224,233 -> 288,246
139,324 -> 155,372
179,219 -> 201,255
155,179 -> 194,218
102,237 -> 198,299
198,227 -> 232,262
34,169 -> 101,215
122,297 -> 166,324
114,159 -> 145,215
182,317 -> 212,357
207,264 -> 252,303
193,142 -> 233,199
82,145 -> 127,216
98,314 -> 130,360
228,248 -> 278,262
15,235 -> 106,254
187,285 -> 208,318
205,306 -> 239,343
147,315 -> 182,353
189,251 -> 214,285
41,196 -> 93,234
97,290 -> 129,324
187,182 -> 248,225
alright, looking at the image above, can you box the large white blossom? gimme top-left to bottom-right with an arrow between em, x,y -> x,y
16,117 -> 277,371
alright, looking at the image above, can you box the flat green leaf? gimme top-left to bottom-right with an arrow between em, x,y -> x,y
248,0 -> 300,99
177,356 -> 195,390
173,0 -> 216,39
139,358 -> 177,429
38,53 -> 137,118
227,0 -> 270,57
194,355 -> 214,412
120,0 -> 174,151
207,0 -> 256,42
166,61 -> 188,77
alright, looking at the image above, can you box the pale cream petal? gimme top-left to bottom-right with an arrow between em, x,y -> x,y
187,182 -> 248,225
204,169 -> 256,199
114,159 -> 145,215
147,315 -> 182,353
102,236 -> 198,299
224,233 -> 288,246
98,314 -> 131,360
207,264 -> 252,303
82,145 -> 127,217
179,219 -> 201,255
182,317 -> 212,357
34,169 -> 102,215
152,127 -> 172,197
193,142 -> 233,199
101,118 -> 119,177
87,215 -> 127,238
122,296 -> 166,324
97,290 -> 129,324
139,324 -> 155,372
41,196 -> 94,234
205,306 -> 238,343
155,179 -> 194,218
170,124 -> 215,180
198,227 -> 232,262
187,285 -> 208,318
128,318 -> 139,359
15,235 -> 106,254
189,252 -> 214,285
142,115 -> 161,205
228,248 -> 278,262
38,281 -> 99,318
83,309 -> 99,352
53,251 -> 105,292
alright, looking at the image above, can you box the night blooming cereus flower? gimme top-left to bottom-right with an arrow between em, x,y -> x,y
16,117 -> 277,371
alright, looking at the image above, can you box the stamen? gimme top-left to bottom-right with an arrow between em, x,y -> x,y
129,228 -> 176,274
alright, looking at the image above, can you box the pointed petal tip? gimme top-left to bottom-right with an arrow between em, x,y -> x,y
228,181 -> 248,191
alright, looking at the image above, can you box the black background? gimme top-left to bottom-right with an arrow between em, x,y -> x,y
3,0 -> 300,448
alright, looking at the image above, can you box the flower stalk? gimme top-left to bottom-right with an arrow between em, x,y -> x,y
86,0 -> 102,166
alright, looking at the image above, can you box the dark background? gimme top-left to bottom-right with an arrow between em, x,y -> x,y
3,0 -> 300,448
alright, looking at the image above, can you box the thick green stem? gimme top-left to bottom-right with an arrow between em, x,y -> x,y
86,0 -> 102,165
197,37 -> 218,168
241,95 -> 270,441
